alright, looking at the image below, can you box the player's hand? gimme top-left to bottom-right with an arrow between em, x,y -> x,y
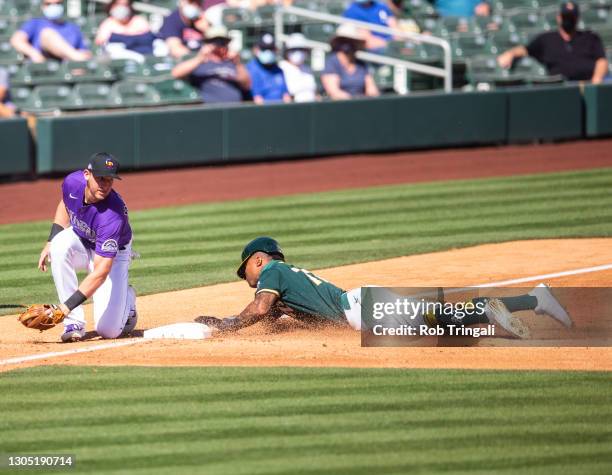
38,242 -> 51,272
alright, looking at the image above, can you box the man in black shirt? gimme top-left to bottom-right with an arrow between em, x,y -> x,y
497,1 -> 609,83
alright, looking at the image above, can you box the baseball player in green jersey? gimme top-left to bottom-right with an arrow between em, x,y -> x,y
195,237 -> 573,337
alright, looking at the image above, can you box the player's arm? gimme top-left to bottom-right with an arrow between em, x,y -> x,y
55,254 -> 113,316
38,199 -> 70,271
591,57 -> 608,84
198,291 -> 279,333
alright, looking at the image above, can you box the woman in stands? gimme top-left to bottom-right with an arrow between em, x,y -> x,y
279,33 -> 318,103
95,0 -> 154,58
321,24 -> 379,100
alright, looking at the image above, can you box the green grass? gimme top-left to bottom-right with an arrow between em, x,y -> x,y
1,168 -> 612,312
0,366 -> 610,474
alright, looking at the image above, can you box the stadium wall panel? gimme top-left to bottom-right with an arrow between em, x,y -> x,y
0,118 -> 31,176
506,86 -> 583,143
35,87 -> 589,174
584,84 -> 612,138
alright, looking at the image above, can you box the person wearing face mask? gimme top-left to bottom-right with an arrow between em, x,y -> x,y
497,2 -> 609,84
95,0 -> 153,54
321,24 -> 379,100
279,33 -> 317,103
159,0 -> 209,59
343,0 -> 399,52
10,0 -> 91,63
172,26 -> 251,103
246,33 -> 291,104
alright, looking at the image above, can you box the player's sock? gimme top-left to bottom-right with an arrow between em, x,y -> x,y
498,294 -> 538,313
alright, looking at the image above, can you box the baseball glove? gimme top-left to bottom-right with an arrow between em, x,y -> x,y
18,304 -> 65,331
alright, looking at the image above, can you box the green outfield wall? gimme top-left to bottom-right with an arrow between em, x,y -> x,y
2,84 -> 610,177
0,118 -> 31,176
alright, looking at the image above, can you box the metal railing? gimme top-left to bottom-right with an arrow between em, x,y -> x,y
274,5 -> 453,93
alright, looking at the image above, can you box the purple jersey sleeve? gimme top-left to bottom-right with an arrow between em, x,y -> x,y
19,18 -> 39,43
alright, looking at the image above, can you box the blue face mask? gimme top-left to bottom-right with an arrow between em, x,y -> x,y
257,49 -> 277,65
42,3 -> 64,20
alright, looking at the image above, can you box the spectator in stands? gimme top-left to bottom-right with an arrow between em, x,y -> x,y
0,66 -> 16,118
279,33 -> 317,102
497,1 -> 609,84
321,24 -> 379,100
433,0 -> 490,18
10,0 -> 91,62
246,33 -> 291,104
159,0 -> 209,59
172,25 -> 251,103
95,0 -> 155,59
343,0 -> 399,52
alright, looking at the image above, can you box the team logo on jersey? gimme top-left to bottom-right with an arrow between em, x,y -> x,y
101,239 -> 118,252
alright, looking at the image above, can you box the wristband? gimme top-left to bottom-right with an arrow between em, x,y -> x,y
64,290 -> 87,311
48,223 -> 65,242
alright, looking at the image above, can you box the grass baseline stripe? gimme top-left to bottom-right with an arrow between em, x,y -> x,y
1,262 -> 610,368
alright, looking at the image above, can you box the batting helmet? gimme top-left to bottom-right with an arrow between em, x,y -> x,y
237,237 -> 284,279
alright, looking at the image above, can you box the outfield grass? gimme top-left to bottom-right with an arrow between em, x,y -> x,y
1,168 -> 612,311
0,366 -> 610,474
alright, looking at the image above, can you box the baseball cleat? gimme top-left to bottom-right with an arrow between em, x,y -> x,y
485,298 -> 531,339
61,323 -> 85,343
529,283 -> 573,328
122,285 -> 138,335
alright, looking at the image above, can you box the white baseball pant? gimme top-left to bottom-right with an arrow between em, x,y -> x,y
49,227 -> 135,339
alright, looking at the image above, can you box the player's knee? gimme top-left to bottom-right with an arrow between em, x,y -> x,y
95,320 -> 122,339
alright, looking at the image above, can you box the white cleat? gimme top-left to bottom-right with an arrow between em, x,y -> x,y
485,298 -> 531,339
528,283 -> 573,328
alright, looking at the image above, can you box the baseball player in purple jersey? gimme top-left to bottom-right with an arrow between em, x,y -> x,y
38,152 -> 137,342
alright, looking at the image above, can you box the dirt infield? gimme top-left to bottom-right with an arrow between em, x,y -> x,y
1,239 -> 611,373
2,138 -> 612,225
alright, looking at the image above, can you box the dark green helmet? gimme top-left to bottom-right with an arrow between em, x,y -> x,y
237,237 -> 284,279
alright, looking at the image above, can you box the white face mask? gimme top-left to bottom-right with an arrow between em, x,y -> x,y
110,5 -> 131,21
287,50 -> 306,65
42,3 -> 64,20
257,49 -> 277,65
181,3 -> 201,20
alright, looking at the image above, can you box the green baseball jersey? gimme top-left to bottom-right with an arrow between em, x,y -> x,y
256,260 -> 346,323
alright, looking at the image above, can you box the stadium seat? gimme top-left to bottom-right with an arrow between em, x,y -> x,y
9,85 -> 31,110
21,84 -> 76,112
505,9 -> 551,33
372,65 -> 395,92
302,23 -> 336,43
451,33 -> 493,59
11,61 -> 64,86
581,8 -> 610,27
222,8 -> 255,29
69,82 -> 115,109
487,30 -> 526,54
152,79 -> 201,105
110,80 -> 160,107
0,39 -> 21,65
61,60 -> 116,83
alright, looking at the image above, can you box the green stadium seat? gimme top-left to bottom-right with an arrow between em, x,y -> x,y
110,80 -> 160,107
10,61 -> 64,86
222,8 -> 255,29
372,65 -> 395,92
302,23 -> 336,43
581,8 -> 611,27
9,85 -> 31,110
0,39 -> 21,65
487,30 -> 525,54
0,18 -> 16,38
61,60 -> 116,83
598,26 -> 612,48
152,78 -> 201,105
69,82 -> 115,109
21,84 -> 76,112
439,16 -> 481,35
505,9 -> 551,33
105,58 -> 142,79
451,33 -> 493,59
253,5 -> 278,26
